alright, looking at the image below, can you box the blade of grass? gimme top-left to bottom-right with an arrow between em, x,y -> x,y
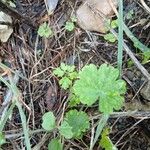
117,0 -> 123,75
90,114 -> 109,150
9,77 -> 31,150
123,23 -> 150,52
0,102 -> 16,131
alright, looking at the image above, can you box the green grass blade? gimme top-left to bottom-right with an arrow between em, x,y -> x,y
90,114 -> 109,150
117,0 -> 124,74
0,102 -> 16,131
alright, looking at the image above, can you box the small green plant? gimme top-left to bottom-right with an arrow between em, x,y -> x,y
53,63 -> 77,89
51,63 -> 126,149
41,109 -> 90,146
59,110 -> 90,139
65,16 -> 77,32
104,33 -> 116,43
100,127 -> 117,150
141,51 -> 150,64
73,64 -> 126,114
127,59 -> 134,68
104,20 -> 118,43
125,9 -> 134,20
38,22 -> 53,38
0,132 -> 6,146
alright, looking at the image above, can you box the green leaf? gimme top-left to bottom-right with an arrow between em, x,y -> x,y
60,63 -> 68,71
142,51 -> 150,64
73,64 -> 126,114
64,110 -> 90,138
100,128 -> 117,150
59,77 -> 72,90
68,94 -> 80,107
42,112 -> 56,131
53,68 -> 65,77
48,138 -> 63,150
0,132 -> 6,146
111,20 -> 118,29
38,22 -> 53,38
73,64 -> 99,106
65,21 -> 75,31
69,72 -> 78,80
104,33 -> 116,43
59,121 -> 73,139
71,16 -> 77,22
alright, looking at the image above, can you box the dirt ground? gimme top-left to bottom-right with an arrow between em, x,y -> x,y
0,0 -> 150,149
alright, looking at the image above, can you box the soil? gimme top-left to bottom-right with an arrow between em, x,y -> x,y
0,0 -> 150,149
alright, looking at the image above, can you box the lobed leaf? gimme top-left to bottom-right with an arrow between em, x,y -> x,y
64,109 -> 90,138
73,64 -> 126,114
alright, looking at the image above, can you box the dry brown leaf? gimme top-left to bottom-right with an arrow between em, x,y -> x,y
76,0 -> 118,33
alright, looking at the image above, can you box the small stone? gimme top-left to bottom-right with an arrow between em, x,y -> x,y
0,11 -> 13,42
140,81 -> 150,100
76,0 -> 118,33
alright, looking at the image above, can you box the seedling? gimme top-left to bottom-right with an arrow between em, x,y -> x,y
38,22 -> 53,38
104,19 -> 118,43
53,63 -> 77,89
59,109 -> 90,139
141,51 -> 150,64
41,109 -> 90,149
65,16 -> 77,32
104,33 -> 116,43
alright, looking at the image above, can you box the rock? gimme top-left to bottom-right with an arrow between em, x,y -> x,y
45,0 -> 59,15
76,0 -> 118,33
140,81 -> 150,100
0,11 -> 13,42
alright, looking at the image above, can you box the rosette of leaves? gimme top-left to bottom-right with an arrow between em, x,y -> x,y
73,64 -> 126,114
59,109 -> 90,139
53,63 -> 77,89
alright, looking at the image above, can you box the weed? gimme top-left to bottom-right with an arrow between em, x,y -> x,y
65,16 -> 77,32
44,63 -> 126,149
38,22 -> 53,38
53,63 -> 77,89
104,19 -> 118,43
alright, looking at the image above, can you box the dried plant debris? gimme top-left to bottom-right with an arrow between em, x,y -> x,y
140,81 -> 150,101
0,11 -> 13,42
76,0 -> 118,33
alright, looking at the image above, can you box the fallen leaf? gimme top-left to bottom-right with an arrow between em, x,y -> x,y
45,86 -> 57,111
76,0 -> 117,33
0,11 -> 13,42
45,0 -> 59,15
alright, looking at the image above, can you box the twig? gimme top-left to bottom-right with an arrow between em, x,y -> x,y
140,0 -> 150,14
